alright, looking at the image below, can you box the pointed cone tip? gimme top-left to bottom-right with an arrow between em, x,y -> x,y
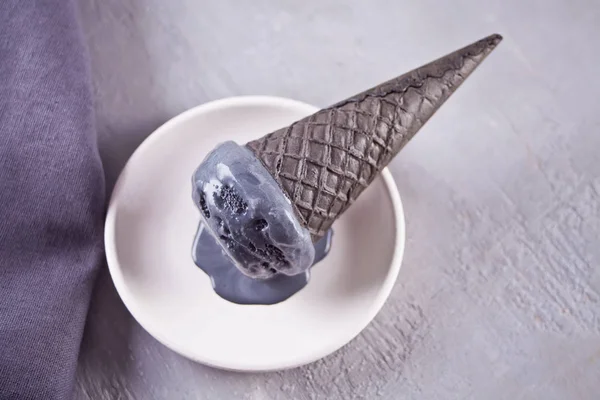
457,33 -> 503,61
488,33 -> 503,43
484,33 -> 503,49
475,33 -> 503,54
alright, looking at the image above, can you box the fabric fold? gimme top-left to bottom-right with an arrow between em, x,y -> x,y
0,0 -> 105,398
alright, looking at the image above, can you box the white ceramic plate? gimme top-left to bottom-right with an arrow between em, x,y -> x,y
105,96 -> 405,371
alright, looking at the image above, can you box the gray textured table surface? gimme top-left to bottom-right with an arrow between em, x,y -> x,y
74,1 -> 600,399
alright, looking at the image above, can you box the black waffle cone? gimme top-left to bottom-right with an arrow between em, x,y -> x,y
247,34 -> 502,239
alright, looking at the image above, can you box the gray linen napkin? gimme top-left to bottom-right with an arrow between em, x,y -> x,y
0,0 -> 105,398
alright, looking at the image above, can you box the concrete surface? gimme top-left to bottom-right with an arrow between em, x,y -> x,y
74,0 -> 600,399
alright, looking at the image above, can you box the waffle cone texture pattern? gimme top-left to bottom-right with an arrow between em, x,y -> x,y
247,34 -> 502,239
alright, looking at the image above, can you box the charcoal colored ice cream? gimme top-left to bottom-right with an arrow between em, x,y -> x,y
192,141 -> 315,280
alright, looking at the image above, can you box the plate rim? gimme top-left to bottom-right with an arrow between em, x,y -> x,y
104,95 -> 406,371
